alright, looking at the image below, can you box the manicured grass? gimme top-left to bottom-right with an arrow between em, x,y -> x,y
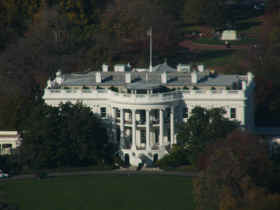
193,37 -> 256,46
194,50 -> 236,67
0,175 -> 194,210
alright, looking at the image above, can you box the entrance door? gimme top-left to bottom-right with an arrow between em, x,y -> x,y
124,154 -> 130,167
153,154 -> 158,164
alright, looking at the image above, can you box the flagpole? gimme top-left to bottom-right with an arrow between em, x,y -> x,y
149,27 -> 152,72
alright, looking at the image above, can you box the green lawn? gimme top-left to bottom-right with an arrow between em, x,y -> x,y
193,37 -> 256,46
0,175 -> 194,210
194,50 -> 236,67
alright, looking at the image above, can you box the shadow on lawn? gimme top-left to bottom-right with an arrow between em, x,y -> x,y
235,20 -> 262,32
192,50 -> 235,64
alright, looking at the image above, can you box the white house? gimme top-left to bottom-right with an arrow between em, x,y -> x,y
43,62 -> 255,166
0,131 -> 21,155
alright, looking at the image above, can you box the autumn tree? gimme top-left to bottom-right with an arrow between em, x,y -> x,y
248,0 -> 280,125
0,0 -> 41,50
183,0 -> 227,28
193,131 -> 280,210
152,0 -> 185,19
58,0 -> 110,27
0,2 -> 93,129
92,0 -> 179,66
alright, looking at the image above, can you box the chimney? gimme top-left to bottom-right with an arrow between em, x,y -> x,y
114,64 -> 125,72
96,72 -> 102,83
125,72 -> 131,83
102,64 -> 108,72
242,80 -> 247,90
177,64 -> 182,72
55,70 -> 63,85
247,72 -> 254,84
191,72 -> 198,84
198,64 -> 204,72
161,72 -> 167,84
47,79 -> 52,88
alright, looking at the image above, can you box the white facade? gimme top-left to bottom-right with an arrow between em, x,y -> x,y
0,131 -> 21,155
43,63 -> 255,166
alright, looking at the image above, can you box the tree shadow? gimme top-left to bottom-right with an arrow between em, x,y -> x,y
193,50 -> 235,64
235,21 -> 262,32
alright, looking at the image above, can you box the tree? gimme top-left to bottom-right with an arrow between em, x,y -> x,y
193,131 -> 280,210
183,0 -> 227,28
58,0 -> 110,27
247,0 -> 280,126
0,2 -> 95,129
152,0 -> 185,19
19,102 -> 117,169
177,107 -> 239,165
92,0 -> 179,66
156,145 -> 190,169
0,0 -> 41,50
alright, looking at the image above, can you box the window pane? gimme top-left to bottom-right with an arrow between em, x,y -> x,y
183,107 -> 188,118
230,108 -> 236,119
101,107 -> 106,118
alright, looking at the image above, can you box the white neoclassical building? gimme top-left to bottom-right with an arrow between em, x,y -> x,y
0,131 -> 21,155
43,62 -> 255,166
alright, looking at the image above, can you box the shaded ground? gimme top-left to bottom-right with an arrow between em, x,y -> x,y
0,174 -> 194,210
0,168 -> 197,182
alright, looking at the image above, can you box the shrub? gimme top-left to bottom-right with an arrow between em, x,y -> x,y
156,146 -> 189,170
35,171 -> 48,179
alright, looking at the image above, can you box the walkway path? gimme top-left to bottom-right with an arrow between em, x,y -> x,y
0,169 -> 198,182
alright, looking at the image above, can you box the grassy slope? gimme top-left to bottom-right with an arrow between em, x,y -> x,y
0,175 -> 194,210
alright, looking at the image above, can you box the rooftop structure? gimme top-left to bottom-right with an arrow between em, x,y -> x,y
43,62 -> 255,166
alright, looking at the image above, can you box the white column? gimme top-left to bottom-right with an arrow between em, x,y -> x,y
170,106 -> 174,147
112,108 -> 117,142
146,109 -> 150,151
132,109 -> 136,150
240,105 -> 246,128
120,109 -> 124,148
159,109 -> 164,146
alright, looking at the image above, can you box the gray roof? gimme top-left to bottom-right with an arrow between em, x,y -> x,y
61,63 -> 241,88
152,62 -> 176,73
200,75 -> 240,86
127,81 -> 161,90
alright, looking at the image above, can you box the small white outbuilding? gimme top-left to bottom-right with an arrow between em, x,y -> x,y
221,30 -> 238,41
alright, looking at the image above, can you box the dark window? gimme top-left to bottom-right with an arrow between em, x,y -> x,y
124,154 -> 130,166
139,110 -> 146,124
165,108 -> 170,122
153,154 -> 158,163
140,130 -> 146,144
116,109 -> 120,118
155,129 -> 159,143
101,107 -> 106,118
230,108 -> 236,119
183,107 -> 188,118
2,144 -> 12,148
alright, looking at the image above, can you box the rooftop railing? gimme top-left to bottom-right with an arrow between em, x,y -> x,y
44,88 -> 245,103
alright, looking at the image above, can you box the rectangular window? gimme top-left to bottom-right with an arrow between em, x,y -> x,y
230,108 -> 236,119
155,129 -> 159,144
140,130 -> 146,144
140,110 -> 145,124
100,107 -> 106,118
183,107 -> 188,118
2,144 -> 12,149
165,108 -> 170,122
116,109 -> 120,118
